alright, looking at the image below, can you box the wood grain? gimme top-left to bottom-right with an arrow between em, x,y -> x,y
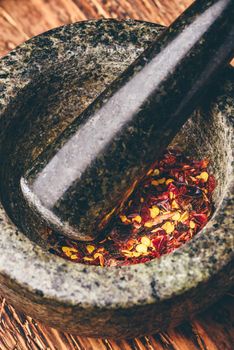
0,293 -> 234,350
0,0 -> 233,349
0,0 -> 194,56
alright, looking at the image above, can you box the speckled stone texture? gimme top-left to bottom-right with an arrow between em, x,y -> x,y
0,19 -> 233,338
19,0 -> 234,242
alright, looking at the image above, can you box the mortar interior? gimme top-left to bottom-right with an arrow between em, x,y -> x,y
0,21 -> 232,257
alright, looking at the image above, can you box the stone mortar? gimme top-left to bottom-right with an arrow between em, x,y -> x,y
0,19 -> 233,338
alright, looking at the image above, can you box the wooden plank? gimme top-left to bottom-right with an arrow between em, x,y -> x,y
0,293 -> 234,350
71,0 -> 194,24
0,0 -> 194,57
0,0 -> 86,53
0,5 -> 29,56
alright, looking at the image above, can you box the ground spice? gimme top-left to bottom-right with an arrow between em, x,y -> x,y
48,148 -> 216,267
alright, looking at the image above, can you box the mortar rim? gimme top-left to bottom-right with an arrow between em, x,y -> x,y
0,19 -> 233,310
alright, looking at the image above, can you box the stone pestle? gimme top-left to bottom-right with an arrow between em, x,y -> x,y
20,0 -> 234,241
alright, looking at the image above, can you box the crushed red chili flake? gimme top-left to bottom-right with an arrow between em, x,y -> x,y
48,148 -> 216,267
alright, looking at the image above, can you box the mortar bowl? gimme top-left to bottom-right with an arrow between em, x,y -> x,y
0,19 -> 233,338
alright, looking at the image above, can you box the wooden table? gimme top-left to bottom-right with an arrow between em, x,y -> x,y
0,0 -> 233,349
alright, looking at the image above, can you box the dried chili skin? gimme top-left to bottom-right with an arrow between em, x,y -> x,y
48,149 -> 216,267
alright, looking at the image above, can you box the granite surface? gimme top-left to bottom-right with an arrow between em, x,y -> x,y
0,19 -> 233,338
20,0 -> 234,241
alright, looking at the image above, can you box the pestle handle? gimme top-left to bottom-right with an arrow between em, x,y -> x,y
21,0 -> 234,241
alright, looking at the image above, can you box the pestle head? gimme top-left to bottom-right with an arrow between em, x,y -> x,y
20,0 -> 234,241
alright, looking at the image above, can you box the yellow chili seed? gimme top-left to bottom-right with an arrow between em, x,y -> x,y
152,168 -> 160,176
180,211 -> 189,222
196,171 -> 209,182
122,250 -> 134,258
136,244 -> 148,254
144,221 -> 153,228
141,236 -> 151,247
70,254 -> 78,260
124,253 -> 133,258
62,247 -> 78,257
83,257 -> 94,261
86,245 -> 95,254
151,180 -> 159,186
166,178 -> 174,185
149,206 -> 160,218
162,221 -> 175,234
132,252 -> 142,258
62,248 -> 70,256
190,221 -> 196,229
172,200 -> 179,209
120,215 -> 131,224
94,253 -> 102,259
62,246 -> 78,253
158,177 -> 166,184
132,215 -> 142,224
140,197 -> 144,203
172,212 -> 181,221
169,192 -> 175,199
122,249 -> 131,254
